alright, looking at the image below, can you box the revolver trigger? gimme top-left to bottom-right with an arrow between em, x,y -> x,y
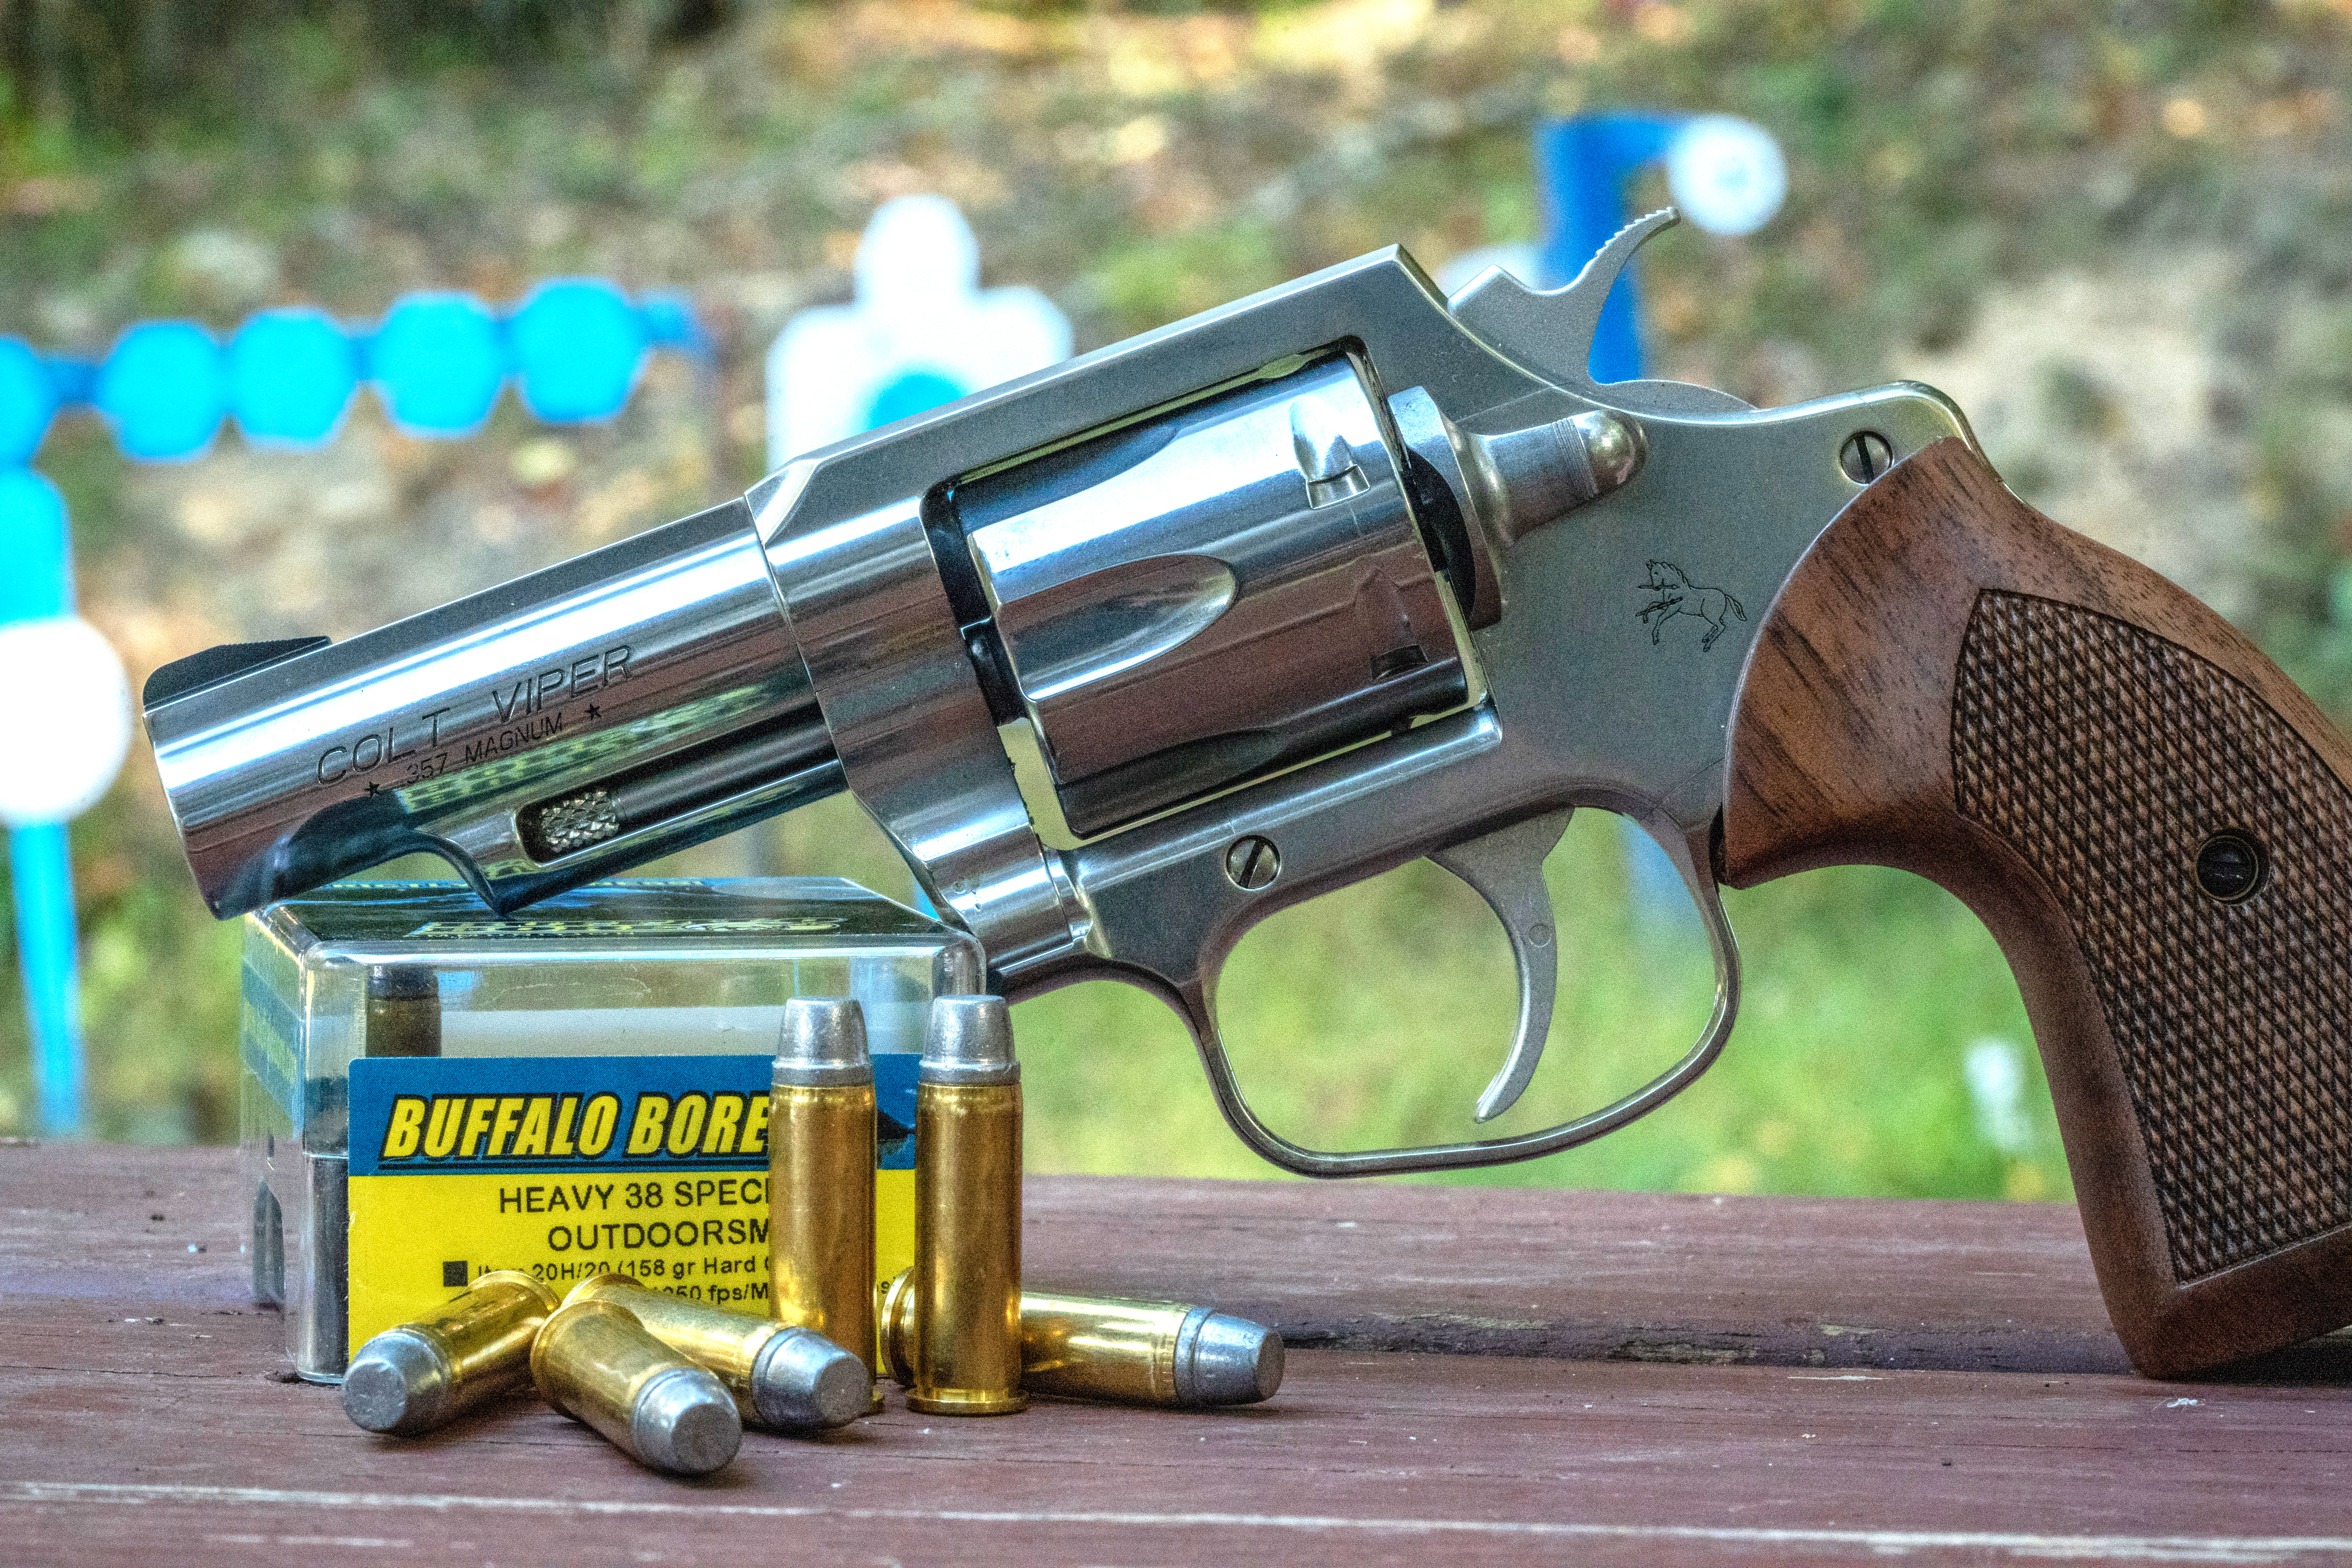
1429,808 -> 1574,1123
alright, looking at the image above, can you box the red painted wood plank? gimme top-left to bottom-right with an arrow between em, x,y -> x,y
8,1144 -> 2352,1564
5,1142 -> 2147,1373
5,1350 -> 2352,1564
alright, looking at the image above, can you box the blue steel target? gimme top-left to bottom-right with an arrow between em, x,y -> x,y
510,279 -> 648,423
231,308 -> 359,447
0,339 -> 53,467
369,292 -> 505,436
96,321 -> 227,460
863,368 -> 967,430
2,276 -> 705,1133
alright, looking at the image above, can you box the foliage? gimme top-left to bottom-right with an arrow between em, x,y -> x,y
0,1 -> 2345,1202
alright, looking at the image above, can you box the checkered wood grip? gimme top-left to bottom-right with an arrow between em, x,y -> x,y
1952,589 -> 2352,1283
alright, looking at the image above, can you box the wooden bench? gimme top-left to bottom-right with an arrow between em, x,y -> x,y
7,1141 -> 2350,1563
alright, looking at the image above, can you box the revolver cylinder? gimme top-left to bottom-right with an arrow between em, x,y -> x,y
950,354 -> 1470,836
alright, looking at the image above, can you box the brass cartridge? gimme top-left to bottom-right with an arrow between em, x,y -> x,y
342,1269 -> 559,1435
880,1271 -> 1285,1408
362,965 -> 440,1058
567,1272 -> 867,1430
769,996 -> 879,1412
908,995 -> 1025,1416
531,1298 -> 741,1475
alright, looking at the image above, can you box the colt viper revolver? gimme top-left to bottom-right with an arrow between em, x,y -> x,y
146,212 -> 2352,1376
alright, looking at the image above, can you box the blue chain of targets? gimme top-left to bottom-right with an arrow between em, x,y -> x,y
0,280 -> 700,1138
0,279 -> 703,463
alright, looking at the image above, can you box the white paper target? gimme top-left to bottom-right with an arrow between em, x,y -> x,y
1666,116 -> 1788,238
766,195 -> 1071,468
0,617 -> 132,826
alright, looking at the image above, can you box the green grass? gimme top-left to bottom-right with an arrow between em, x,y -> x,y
760,795 -> 2061,1198
19,776 -> 2058,1194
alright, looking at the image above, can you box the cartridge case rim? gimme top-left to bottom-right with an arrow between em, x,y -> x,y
562,1269 -> 654,1310
904,1388 -> 1028,1415
877,1267 -> 917,1386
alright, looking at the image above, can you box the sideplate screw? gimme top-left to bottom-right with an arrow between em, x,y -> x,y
1224,836 -> 1280,891
1839,430 -> 1895,484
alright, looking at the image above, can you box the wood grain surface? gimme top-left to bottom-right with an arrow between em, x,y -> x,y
1723,437 -> 2352,1378
9,1142 -> 2352,1564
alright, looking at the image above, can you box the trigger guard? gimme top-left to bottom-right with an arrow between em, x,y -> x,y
1164,808 -> 1744,1180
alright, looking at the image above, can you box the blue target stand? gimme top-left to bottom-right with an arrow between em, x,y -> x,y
1439,112 -> 1786,926
0,279 -> 704,1134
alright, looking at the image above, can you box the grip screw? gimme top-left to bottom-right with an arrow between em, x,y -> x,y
2194,830 -> 2266,903
1839,430 -> 1895,484
1223,836 -> 1280,891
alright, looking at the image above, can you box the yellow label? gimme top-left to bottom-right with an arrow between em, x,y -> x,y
349,1169 -> 913,1348
344,1052 -> 920,1350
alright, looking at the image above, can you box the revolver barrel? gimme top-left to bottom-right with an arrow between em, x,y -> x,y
143,499 -> 842,917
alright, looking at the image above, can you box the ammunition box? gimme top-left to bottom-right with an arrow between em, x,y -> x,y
237,876 -> 976,1381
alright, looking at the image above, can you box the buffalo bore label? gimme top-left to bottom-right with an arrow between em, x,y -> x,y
344,1051 -> 919,1352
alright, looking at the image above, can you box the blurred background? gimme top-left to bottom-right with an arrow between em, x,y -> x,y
5,0 -> 2351,1202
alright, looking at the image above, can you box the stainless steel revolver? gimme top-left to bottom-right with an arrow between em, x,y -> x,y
147,212 -> 2352,1375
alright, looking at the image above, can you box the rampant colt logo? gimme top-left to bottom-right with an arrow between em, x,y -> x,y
1636,560 -> 1747,652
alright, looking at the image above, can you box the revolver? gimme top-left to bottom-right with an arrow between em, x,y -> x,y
145,212 -> 2352,1377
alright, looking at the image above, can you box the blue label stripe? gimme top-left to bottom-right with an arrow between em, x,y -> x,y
350,1053 -> 919,1176
238,960 -> 305,1128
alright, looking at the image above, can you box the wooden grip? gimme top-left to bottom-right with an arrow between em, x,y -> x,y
1723,437 -> 2352,1377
